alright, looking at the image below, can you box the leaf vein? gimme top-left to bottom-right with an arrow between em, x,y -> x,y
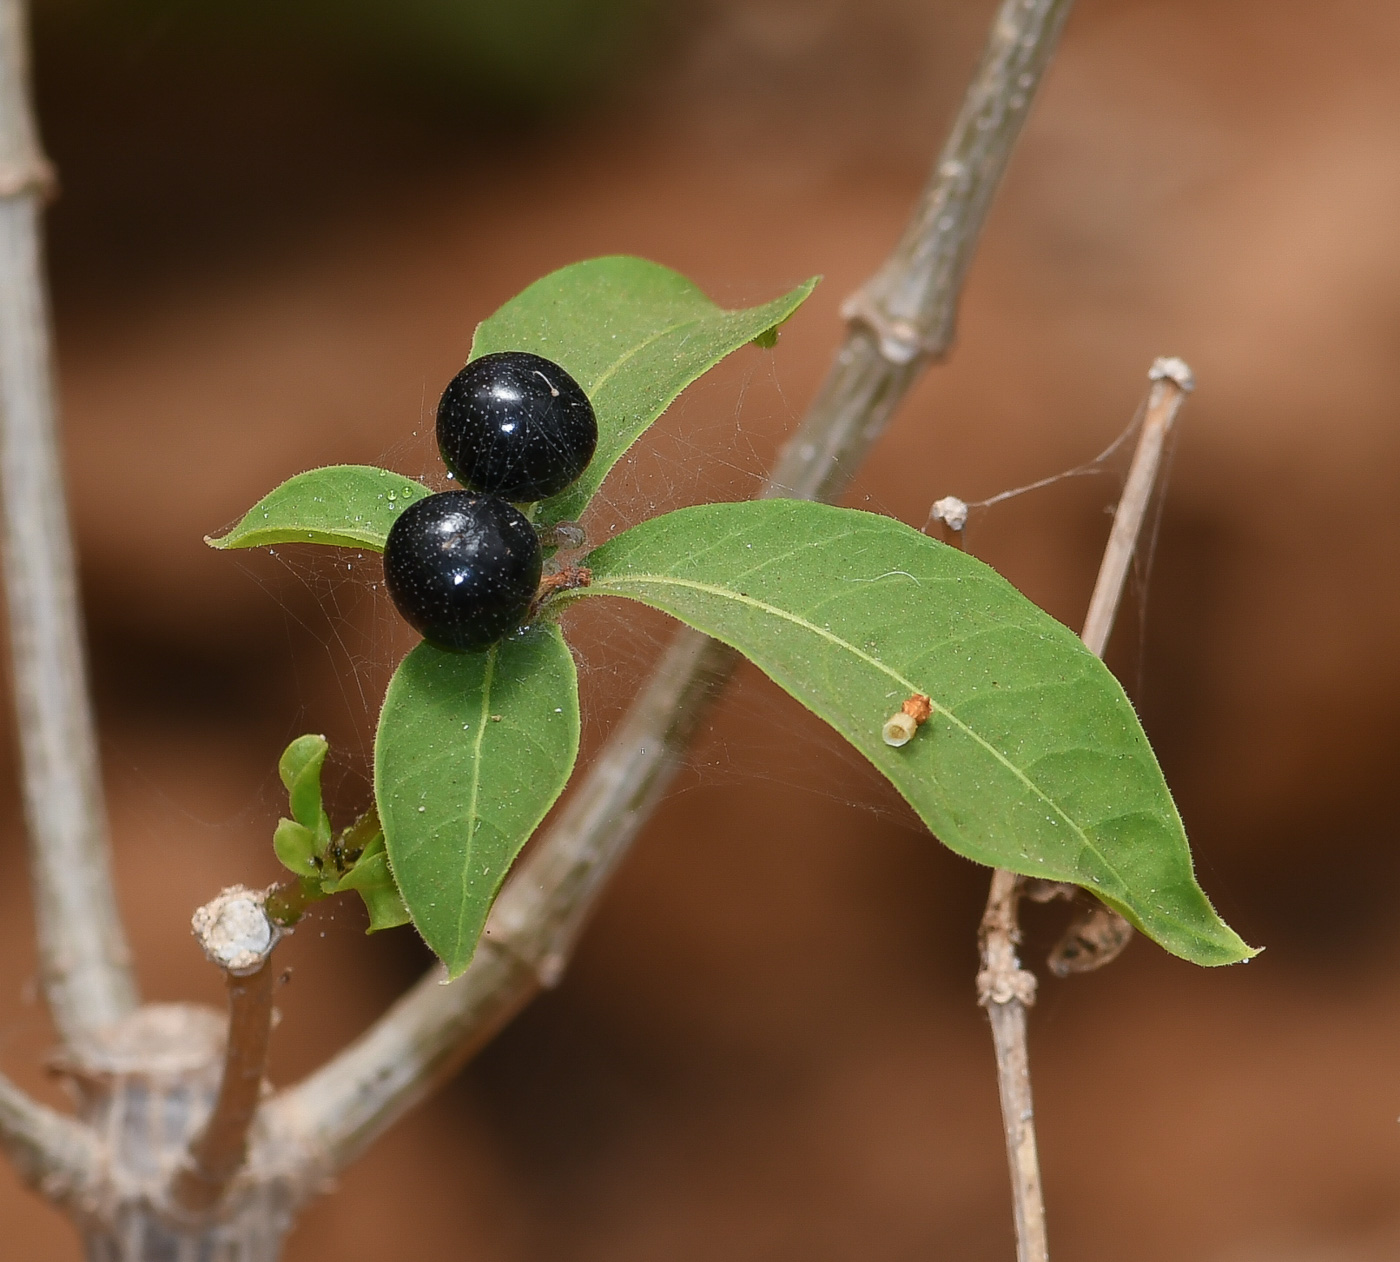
456,648 -> 496,957
593,572 -> 1132,890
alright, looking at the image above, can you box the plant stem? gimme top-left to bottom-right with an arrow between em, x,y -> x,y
0,1068 -> 102,1213
977,870 -> 1045,1262
269,0 -> 1080,1177
842,0 -> 1076,365
267,629 -> 734,1168
0,0 -> 136,1044
169,962 -> 277,1214
170,887 -> 282,1213
977,356 -> 1195,1262
1079,357 -> 1194,658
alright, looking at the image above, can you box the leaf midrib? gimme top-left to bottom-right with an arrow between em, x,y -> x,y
587,570 -> 1127,893
225,527 -> 387,551
584,307 -> 721,399
456,647 -> 496,957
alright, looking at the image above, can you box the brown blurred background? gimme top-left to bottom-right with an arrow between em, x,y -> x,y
1,0 -> 1399,1257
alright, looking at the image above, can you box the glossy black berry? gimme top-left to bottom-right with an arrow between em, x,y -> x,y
436,351 -> 597,502
383,491 -> 542,652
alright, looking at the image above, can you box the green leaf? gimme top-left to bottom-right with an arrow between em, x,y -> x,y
277,734 -> 332,844
337,835 -> 412,933
273,818 -> 321,878
206,465 -> 430,552
569,500 -> 1254,967
375,625 -> 581,975
469,256 -> 818,526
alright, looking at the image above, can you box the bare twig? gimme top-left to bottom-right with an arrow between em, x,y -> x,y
0,0 -> 135,1043
269,0 -> 1079,1177
977,870 -> 1046,1262
170,887 -> 282,1213
976,355 -> 1195,1262
1080,357 -> 1194,658
842,0 -> 1075,363
0,1069 -> 102,1214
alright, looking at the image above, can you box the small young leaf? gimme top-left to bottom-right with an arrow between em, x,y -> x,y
207,466 -> 430,552
278,734 -> 332,844
278,734 -> 327,789
337,835 -> 412,933
468,256 -> 817,526
273,818 -> 321,878
570,500 -> 1255,968
375,625 -> 581,976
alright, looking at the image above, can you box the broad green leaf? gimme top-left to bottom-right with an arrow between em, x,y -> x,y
569,500 -> 1254,967
375,625 -> 580,975
469,256 -> 818,527
273,818 -> 320,878
336,835 -> 412,933
278,734 -> 331,843
207,466 -> 430,552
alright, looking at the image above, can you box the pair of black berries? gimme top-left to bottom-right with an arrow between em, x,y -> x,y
384,351 -> 597,652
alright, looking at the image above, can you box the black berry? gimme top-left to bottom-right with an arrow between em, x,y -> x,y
383,491 -> 543,652
436,351 -> 597,502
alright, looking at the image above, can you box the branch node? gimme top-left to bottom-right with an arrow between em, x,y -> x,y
977,964 -> 1038,1008
839,290 -> 935,365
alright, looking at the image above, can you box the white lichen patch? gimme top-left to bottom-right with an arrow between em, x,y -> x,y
191,886 -> 277,975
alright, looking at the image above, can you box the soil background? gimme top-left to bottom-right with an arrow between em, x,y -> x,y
2,1 -> 1399,1258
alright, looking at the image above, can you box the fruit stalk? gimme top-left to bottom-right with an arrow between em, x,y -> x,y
267,0 -> 1081,1178
0,0 -> 136,1046
975,356 -> 1195,1262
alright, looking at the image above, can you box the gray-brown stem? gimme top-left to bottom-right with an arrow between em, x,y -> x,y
977,870 -> 1046,1262
1079,357 -> 1193,658
170,960 -> 276,1214
0,1068 -> 103,1215
977,356 -> 1195,1262
843,0 -> 1076,362
0,0 -> 1086,1240
171,887 -> 285,1214
270,0 -> 1080,1180
0,0 -> 135,1045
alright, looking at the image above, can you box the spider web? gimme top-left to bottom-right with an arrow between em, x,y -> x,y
920,389 -> 1177,699
216,359 -> 1174,839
